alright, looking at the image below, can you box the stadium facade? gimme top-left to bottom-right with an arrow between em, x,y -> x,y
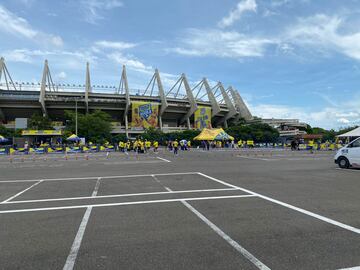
0,58 -> 253,137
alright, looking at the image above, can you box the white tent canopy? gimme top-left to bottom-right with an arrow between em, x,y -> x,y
337,127 -> 360,138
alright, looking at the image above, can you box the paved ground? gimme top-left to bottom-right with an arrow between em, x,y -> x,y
0,148 -> 359,270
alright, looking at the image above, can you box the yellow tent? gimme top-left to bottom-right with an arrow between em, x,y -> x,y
194,128 -> 234,141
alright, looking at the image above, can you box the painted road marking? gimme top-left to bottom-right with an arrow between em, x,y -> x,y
1,180 -> 43,203
0,172 -> 199,183
151,174 -> 173,192
4,188 -> 237,205
182,200 -> 270,270
338,266 -> 360,270
237,155 -> 330,161
198,172 -> 360,235
63,177 -> 101,270
152,180 -> 270,270
237,156 -> 276,161
103,160 -> 169,165
156,156 -> 172,163
0,194 -> 256,214
334,168 -> 360,172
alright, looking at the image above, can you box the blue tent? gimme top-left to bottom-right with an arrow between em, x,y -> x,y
0,135 -> 9,143
67,134 -> 81,142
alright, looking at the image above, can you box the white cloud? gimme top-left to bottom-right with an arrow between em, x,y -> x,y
3,49 -> 33,63
108,52 -> 152,72
285,14 -> 360,60
2,49 -> 97,70
271,0 -> 290,7
218,0 -> 257,28
172,28 -> 276,59
249,96 -> 360,129
92,39 -> 151,74
56,71 -> 67,80
17,0 -> 36,7
0,4 -> 63,47
80,0 -> 123,24
94,40 -> 137,50
338,118 -> 350,124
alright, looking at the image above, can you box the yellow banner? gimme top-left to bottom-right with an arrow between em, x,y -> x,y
194,106 -> 212,129
22,130 -> 62,136
131,101 -> 159,129
51,121 -> 63,127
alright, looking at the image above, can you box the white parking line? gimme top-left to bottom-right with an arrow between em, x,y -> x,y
198,172 -> 360,235
3,188 -> 237,205
338,266 -> 360,270
237,155 -> 330,161
0,172 -> 199,183
334,168 -> 360,172
103,160 -> 169,165
92,177 -> 101,197
151,174 -> 173,192
156,156 -> 171,163
63,177 -> 101,270
1,180 -> 43,203
63,206 -> 92,270
153,172 -> 269,270
182,200 -> 270,270
0,194 -> 256,214
237,156 -> 276,161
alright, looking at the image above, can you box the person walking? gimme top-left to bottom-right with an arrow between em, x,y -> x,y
173,140 -> 179,155
153,141 -> 159,152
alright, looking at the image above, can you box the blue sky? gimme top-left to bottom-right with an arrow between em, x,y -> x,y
1,0 -> 360,129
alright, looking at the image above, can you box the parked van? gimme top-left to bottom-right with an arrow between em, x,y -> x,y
334,137 -> 360,168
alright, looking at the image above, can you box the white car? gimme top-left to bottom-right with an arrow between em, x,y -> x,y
334,137 -> 360,168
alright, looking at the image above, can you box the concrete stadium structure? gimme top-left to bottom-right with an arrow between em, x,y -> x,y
0,58 -> 253,137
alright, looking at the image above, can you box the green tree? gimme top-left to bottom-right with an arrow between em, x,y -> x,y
142,127 -> 165,142
166,130 -> 201,142
112,134 -> 128,143
0,125 -> 14,137
225,123 -> 279,143
64,110 -> 112,143
307,126 -> 337,142
28,113 -> 53,130
336,126 -> 359,136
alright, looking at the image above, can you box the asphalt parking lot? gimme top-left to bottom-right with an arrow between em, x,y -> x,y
0,149 -> 359,270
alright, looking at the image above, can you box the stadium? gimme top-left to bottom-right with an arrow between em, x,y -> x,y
0,57 -> 253,137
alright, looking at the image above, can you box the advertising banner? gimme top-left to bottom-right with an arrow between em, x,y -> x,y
22,130 -> 63,136
131,101 -> 159,129
194,106 -> 212,129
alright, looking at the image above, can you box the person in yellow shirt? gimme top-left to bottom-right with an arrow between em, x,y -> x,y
153,141 -> 159,152
180,140 -> 184,151
173,140 -> 179,155
118,141 -> 124,152
308,139 -> 314,152
133,140 -> 138,152
246,140 -> 254,148
187,141 -> 191,150
126,140 -> 131,152
237,140 -> 243,148
145,140 -> 151,152
139,140 -> 145,153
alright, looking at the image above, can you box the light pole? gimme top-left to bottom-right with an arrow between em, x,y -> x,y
75,99 -> 78,136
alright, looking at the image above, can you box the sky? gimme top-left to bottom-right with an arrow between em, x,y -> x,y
0,0 -> 360,129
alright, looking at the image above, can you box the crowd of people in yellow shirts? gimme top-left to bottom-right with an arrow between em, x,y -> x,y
118,139 -> 159,153
117,139 -> 193,155
117,137 -> 341,156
